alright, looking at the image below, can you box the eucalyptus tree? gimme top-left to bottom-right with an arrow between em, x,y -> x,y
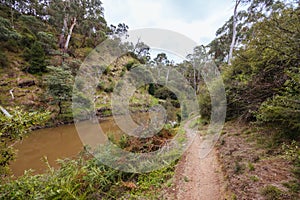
208,0 -> 293,65
47,0 -> 106,51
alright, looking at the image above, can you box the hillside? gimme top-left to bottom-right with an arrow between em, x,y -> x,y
0,1 -> 299,199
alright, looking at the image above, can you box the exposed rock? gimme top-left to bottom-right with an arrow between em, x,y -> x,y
18,79 -> 35,88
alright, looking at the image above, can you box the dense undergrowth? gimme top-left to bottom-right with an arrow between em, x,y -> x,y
0,0 -> 300,199
0,152 -> 177,199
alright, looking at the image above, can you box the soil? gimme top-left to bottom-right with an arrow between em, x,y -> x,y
163,119 -> 224,200
216,121 -> 299,199
162,120 -> 299,200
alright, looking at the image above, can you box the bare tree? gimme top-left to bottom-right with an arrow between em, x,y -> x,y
228,0 -> 242,65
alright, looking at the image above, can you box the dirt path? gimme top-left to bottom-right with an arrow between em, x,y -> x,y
168,120 -> 224,200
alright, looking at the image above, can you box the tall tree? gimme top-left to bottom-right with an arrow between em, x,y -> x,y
209,0 -> 291,65
153,53 -> 170,84
228,0 -> 242,65
48,0 -> 106,51
46,66 -> 73,115
186,45 -> 207,93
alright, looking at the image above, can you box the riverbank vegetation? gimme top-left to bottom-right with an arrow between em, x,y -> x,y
0,0 -> 299,199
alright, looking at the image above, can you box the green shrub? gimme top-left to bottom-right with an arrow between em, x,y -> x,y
256,69 -> 300,137
0,50 -> 8,68
23,42 -> 47,74
0,108 -> 50,179
37,31 -> 56,53
261,185 -> 284,200
104,83 -> 115,93
19,15 -> 45,34
198,87 -> 211,121
4,39 -> 19,52
0,154 -> 176,199
125,60 -> 138,71
97,81 -> 105,90
154,87 -> 177,100
0,16 -> 20,41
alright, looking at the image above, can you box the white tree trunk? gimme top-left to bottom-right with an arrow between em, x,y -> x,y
64,17 -> 76,52
165,66 -> 170,85
228,0 -> 241,65
9,89 -> 14,100
193,65 -> 197,92
0,105 -> 12,118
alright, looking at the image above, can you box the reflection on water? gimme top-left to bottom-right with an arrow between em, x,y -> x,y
10,113 -> 153,176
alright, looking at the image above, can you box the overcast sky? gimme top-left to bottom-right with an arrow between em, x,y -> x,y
101,0 -> 235,46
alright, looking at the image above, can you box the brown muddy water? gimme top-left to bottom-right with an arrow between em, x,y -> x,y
10,113 -> 152,177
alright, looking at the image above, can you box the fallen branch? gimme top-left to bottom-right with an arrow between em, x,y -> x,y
0,105 -> 12,118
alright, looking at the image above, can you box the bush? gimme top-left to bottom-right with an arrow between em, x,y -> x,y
0,16 -> 20,41
125,60 -> 138,71
19,15 -> 45,34
23,42 -> 47,74
261,185 -> 284,200
148,83 -> 155,95
37,32 -> 56,53
0,108 -> 50,178
97,81 -> 105,90
0,50 -> 8,68
256,69 -> 300,137
4,39 -> 19,52
104,83 -> 115,93
198,87 -> 211,121
0,154 -> 176,199
154,87 -> 177,100
223,8 -> 300,121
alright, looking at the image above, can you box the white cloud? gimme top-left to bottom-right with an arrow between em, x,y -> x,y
102,0 -> 234,45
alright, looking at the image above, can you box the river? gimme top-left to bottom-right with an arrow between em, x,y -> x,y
10,113 -> 152,176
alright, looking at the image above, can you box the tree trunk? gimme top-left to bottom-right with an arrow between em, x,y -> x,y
228,0 -> 241,65
58,101 -> 62,115
193,64 -> 197,93
165,66 -> 170,85
64,17 -> 76,52
10,5 -> 14,29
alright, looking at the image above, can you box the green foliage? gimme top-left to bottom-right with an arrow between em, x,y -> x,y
248,162 -> 255,171
104,84 -> 114,93
189,117 -> 205,129
97,81 -> 105,90
20,26 -> 37,47
0,16 -> 20,41
18,15 -> 45,34
154,87 -> 177,100
181,103 -> 188,119
261,185 -> 284,200
148,83 -> 155,95
125,60 -> 138,71
224,7 -> 300,122
0,142 -> 15,177
37,31 -> 57,53
0,49 -> 8,68
46,66 -> 73,115
282,142 -> 300,197
0,108 -> 50,178
256,68 -> 300,136
4,38 -> 19,52
281,141 -> 300,163
0,107 -> 50,139
103,66 -> 111,75
198,86 -> 211,121
23,41 -> 47,74
0,154 -> 176,199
